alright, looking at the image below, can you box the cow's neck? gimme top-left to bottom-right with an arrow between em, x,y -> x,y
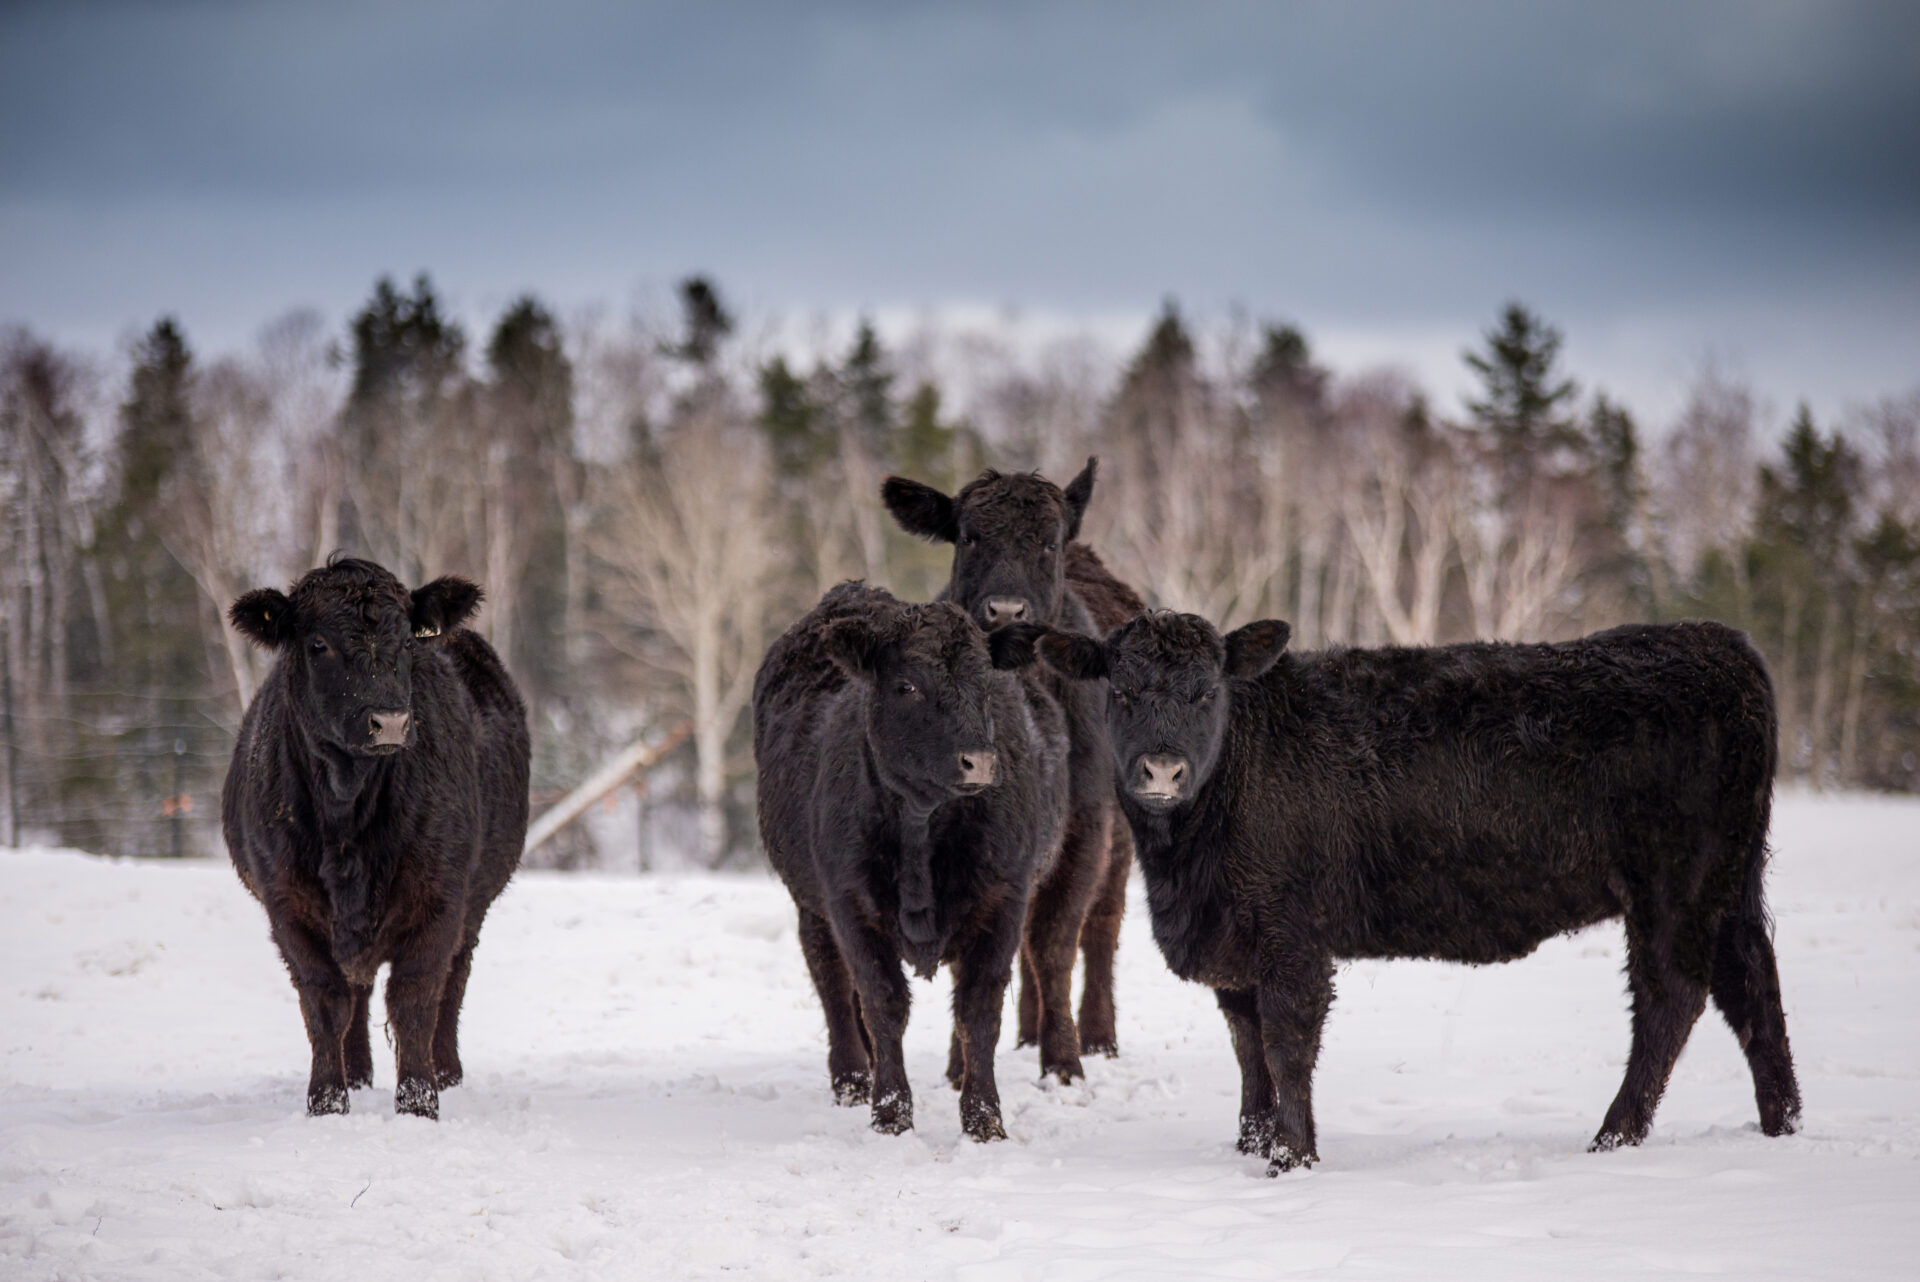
867,751 -> 946,978
1121,776 -> 1234,982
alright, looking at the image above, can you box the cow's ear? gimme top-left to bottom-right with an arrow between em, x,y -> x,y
881,476 -> 959,543
1062,456 -> 1097,542
987,622 -> 1047,671
1038,630 -> 1108,681
1223,619 -> 1291,680
411,576 -> 483,639
822,617 -> 888,680
229,589 -> 294,649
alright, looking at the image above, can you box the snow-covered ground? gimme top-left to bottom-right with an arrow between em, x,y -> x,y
3,792 -> 1917,1280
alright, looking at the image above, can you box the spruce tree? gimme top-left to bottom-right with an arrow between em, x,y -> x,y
1463,302 -> 1580,496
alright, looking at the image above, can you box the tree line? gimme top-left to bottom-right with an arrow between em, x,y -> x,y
4,277 -> 1917,866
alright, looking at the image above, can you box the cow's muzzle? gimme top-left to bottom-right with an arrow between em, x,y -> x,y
955,750 -> 998,792
367,709 -> 411,749
1130,753 -> 1188,806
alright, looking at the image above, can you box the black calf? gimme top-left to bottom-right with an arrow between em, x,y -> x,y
1043,613 -> 1802,1172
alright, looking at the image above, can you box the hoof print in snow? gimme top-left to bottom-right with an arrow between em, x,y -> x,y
395,1078 -> 439,1120
307,1084 -> 349,1117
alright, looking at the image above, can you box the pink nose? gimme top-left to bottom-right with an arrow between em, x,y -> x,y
984,597 -> 1030,625
369,710 -> 411,746
1134,754 -> 1187,799
957,751 -> 998,787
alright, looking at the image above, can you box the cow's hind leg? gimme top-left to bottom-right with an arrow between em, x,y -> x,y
1077,820 -> 1130,1058
432,940 -> 477,1089
1015,948 -> 1041,1048
1711,908 -> 1802,1136
345,984 -> 375,1089
797,908 -> 872,1106
1216,988 -> 1276,1155
1022,807 -> 1106,1083
1593,922 -> 1710,1152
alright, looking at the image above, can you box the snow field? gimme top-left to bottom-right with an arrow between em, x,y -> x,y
3,791 -> 1917,1279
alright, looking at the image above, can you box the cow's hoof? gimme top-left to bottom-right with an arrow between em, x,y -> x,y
1761,1102 -> 1802,1137
1266,1142 -> 1316,1175
1237,1114 -> 1277,1156
962,1100 -> 1007,1143
433,1063 -> 463,1090
395,1077 -> 439,1120
1080,1038 -> 1119,1059
1589,1126 -> 1644,1153
1014,1032 -> 1038,1050
345,1069 -> 374,1090
307,1084 -> 349,1116
1042,1058 -> 1084,1086
832,1071 -> 871,1106
870,1091 -> 912,1135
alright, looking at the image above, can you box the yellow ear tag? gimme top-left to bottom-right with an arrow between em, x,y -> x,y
414,625 -> 441,638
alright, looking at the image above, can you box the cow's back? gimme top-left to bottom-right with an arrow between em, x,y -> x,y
1238,620 -> 1776,964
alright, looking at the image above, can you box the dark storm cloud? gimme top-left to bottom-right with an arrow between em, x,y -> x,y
1,0 -> 1914,417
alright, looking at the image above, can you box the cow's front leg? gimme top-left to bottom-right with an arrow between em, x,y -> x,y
386,915 -> 459,1119
830,906 -> 914,1135
276,921 -> 354,1115
1216,988 -> 1276,1155
950,901 -> 1025,1141
1255,952 -> 1334,1174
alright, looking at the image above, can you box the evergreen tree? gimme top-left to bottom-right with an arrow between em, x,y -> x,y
1463,302 -> 1581,495
757,356 -> 830,478
484,296 -> 575,700
668,276 -> 734,369
1250,322 -> 1327,417
841,321 -> 894,457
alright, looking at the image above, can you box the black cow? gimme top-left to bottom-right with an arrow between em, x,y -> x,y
1041,613 -> 1802,1173
883,460 -> 1144,1083
753,583 -> 1068,1140
222,557 -> 530,1119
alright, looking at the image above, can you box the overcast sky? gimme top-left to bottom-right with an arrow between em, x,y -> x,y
3,0 -> 1915,428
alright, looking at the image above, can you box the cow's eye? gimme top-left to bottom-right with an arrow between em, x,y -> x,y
1043,540 -> 1057,553
1111,688 -> 1131,707
309,637 -> 329,656
1194,685 -> 1217,705
962,533 -> 978,548
896,679 -> 919,698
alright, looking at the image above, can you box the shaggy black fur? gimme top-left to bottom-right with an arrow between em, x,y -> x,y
1042,613 -> 1802,1173
753,583 -> 1069,1141
882,460 -> 1145,1080
222,557 -> 530,1120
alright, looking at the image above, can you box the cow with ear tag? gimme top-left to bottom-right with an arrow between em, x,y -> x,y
882,459 -> 1145,1083
753,583 -> 1069,1142
1041,612 -> 1799,1176
221,556 -> 530,1120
